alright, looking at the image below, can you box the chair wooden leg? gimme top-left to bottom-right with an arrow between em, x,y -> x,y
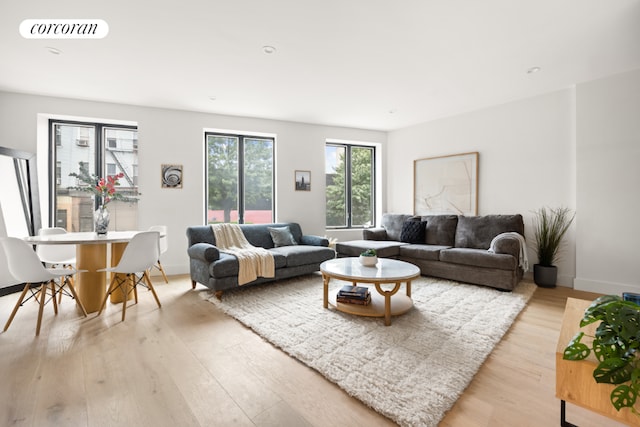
65,277 -> 88,317
157,261 -> 169,283
98,276 -> 119,316
4,283 -> 31,332
121,296 -> 127,321
50,282 -> 58,315
132,275 -> 138,304
35,284 -> 47,336
143,271 -> 162,308
191,280 -> 196,290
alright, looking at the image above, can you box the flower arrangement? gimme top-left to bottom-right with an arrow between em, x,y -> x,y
69,164 -> 138,207
360,249 -> 377,257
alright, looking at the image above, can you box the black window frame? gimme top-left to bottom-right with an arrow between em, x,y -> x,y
204,131 -> 276,225
48,119 -> 138,226
325,142 -> 376,229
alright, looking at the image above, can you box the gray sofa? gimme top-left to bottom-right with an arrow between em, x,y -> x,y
335,213 -> 525,291
186,223 -> 335,296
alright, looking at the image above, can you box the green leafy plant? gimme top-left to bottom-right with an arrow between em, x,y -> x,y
69,163 -> 139,207
360,249 -> 377,257
532,206 -> 575,266
563,295 -> 640,415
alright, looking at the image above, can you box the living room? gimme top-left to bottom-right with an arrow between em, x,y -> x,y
1,1 -> 639,426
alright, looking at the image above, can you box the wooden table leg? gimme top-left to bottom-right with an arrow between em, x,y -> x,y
76,243 -> 107,314
110,242 -> 133,303
323,274 -> 330,309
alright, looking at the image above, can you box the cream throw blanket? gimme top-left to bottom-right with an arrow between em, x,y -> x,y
488,232 -> 529,271
211,223 -> 275,285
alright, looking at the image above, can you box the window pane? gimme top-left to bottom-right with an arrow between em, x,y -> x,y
103,127 -> 139,230
243,138 -> 273,224
325,145 -> 347,227
53,123 -> 139,232
55,123 -> 95,231
206,135 -> 239,223
350,147 -> 374,227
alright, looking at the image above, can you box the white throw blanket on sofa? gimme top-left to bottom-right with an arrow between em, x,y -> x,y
211,223 -> 275,285
488,232 -> 529,271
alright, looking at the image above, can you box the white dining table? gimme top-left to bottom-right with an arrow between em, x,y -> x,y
24,231 -> 149,313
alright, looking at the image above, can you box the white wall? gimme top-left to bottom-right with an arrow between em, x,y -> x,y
387,89 -> 577,286
574,69 -> 640,294
0,91 -> 386,276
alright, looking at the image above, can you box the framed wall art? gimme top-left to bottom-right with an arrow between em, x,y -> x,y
161,164 -> 183,188
413,152 -> 478,216
295,170 -> 311,191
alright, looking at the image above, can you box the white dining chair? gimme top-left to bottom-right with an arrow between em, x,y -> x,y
148,225 -> 169,283
97,231 -> 161,321
36,227 -> 77,303
36,227 -> 76,267
0,237 -> 87,336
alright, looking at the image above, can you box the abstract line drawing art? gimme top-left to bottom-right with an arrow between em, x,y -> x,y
414,152 -> 478,216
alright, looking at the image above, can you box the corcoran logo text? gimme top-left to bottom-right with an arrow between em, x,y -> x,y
19,19 -> 109,39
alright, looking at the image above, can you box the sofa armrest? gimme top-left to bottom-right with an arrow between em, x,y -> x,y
363,228 -> 388,240
491,236 -> 520,259
188,242 -> 220,262
300,235 -> 329,247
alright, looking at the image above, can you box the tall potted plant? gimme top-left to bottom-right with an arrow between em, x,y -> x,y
531,206 -> 575,287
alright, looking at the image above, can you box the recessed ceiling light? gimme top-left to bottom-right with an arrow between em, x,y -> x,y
208,96 -> 217,101
45,46 -> 62,55
262,45 -> 276,54
527,66 -> 541,74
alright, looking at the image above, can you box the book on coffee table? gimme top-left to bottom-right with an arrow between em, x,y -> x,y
338,285 -> 369,299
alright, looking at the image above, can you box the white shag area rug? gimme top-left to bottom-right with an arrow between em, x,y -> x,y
207,274 -> 536,427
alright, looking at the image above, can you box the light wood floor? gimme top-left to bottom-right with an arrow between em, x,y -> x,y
0,274 -> 630,427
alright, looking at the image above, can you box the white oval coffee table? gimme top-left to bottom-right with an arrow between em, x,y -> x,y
320,257 -> 420,326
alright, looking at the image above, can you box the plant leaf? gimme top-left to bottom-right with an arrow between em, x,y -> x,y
581,295 -> 621,327
563,332 -> 590,360
594,358 -> 634,384
611,384 -> 637,410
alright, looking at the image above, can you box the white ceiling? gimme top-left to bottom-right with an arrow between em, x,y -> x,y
1,1 -> 639,131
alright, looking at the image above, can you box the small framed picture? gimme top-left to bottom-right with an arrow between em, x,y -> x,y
295,170 -> 311,191
161,164 -> 183,188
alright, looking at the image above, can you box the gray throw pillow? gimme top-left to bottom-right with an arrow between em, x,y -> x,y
268,226 -> 298,247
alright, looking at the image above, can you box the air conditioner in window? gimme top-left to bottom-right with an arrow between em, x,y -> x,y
76,139 -> 89,147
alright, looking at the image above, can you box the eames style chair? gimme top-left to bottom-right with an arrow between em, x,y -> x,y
1,237 -> 87,336
148,225 -> 169,283
36,227 -> 77,303
97,231 -> 161,321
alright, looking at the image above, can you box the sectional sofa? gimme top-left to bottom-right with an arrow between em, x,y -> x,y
186,222 -> 335,297
335,213 -> 526,291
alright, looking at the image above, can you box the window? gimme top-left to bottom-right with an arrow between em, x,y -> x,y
325,142 -> 375,228
49,120 -> 139,232
205,132 -> 274,224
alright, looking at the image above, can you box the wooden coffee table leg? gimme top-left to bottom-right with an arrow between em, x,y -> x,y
406,280 -> 412,297
375,282 -> 402,326
323,274 -> 330,309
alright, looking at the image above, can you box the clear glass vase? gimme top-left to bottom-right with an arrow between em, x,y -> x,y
94,206 -> 110,235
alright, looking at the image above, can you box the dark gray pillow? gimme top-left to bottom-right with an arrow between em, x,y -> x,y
268,226 -> 298,247
400,221 -> 426,244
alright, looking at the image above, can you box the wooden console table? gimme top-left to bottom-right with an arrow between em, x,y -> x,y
556,298 -> 640,426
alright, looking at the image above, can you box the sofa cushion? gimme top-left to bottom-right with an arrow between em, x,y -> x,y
381,214 -> 414,241
454,214 -> 524,249
439,248 -> 516,270
268,226 -> 298,247
335,239 -> 406,258
399,244 -> 450,261
421,215 -> 459,246
400,221 -> 426,244
209,252 -> 288,278
270,245 -> 335,267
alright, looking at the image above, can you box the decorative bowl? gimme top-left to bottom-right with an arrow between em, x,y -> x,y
359,255 -> 378,266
